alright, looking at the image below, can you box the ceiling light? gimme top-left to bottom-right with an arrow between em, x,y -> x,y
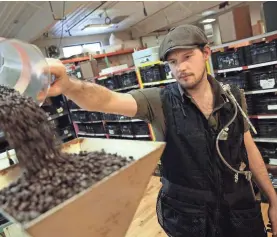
82,24 -> 114,31
201,18 -> 216,24
202,10 -> 216,17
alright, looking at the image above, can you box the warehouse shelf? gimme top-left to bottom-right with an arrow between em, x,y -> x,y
215,60 -> 277,74
105,119 -> 143,123
211,30 -> 277,51
109,134 -> 150,138
114,85 -> 139,92
253,138 -> 277,143
73,120 -> 102,124
249,114 -> 277,119
61,49 -> 136,64
244,88 -> 277,95
96,67 -> 136,80
48,111 -> 68,121
78,132 -> 106,137
70,109 -> 86,112
74,119 -> 143,124
143,79 -> 176,87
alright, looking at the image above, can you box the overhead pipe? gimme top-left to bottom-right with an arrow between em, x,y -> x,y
66,1 -> 107,32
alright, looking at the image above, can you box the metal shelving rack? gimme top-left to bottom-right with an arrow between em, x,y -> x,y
66,58 -> 176,143
208,31 -> 277,169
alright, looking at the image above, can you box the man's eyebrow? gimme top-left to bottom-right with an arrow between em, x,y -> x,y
167,50 -> 194,61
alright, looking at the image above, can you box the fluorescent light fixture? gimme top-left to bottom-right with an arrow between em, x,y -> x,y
201,18 -> 216,24
82,24 -> 114,31
202,10 -> 216,17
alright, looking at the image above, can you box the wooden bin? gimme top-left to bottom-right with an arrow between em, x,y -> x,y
0,138 -> 165,237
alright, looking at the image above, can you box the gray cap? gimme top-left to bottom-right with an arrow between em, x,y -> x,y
159,24 -> 208,61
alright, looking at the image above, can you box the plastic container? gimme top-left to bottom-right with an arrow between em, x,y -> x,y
244,40 -> 277,65
212,47 -> 246,70
0,39 -> 52,106
251,94 -> 277,114
248,68 -> 277,90
216,72 -> 249,90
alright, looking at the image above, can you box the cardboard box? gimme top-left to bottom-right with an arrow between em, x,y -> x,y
0,138 -> 165,237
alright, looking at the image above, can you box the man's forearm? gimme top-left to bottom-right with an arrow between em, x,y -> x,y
64,77 -> 113,112
248,144 -> 277,205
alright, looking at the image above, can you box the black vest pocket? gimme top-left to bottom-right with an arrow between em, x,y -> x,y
229,202 -> 267,237
160,192 -> 207,237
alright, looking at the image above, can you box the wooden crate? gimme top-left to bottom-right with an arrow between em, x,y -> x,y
0,138 -> 165,237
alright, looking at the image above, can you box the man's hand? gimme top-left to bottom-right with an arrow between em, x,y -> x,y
45,58 -> 72,97
268,203 -> 277,236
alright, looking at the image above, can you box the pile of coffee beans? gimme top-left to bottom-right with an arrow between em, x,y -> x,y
0,86 -> 133,224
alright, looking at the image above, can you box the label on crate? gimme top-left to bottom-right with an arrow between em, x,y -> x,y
260,79 -> 275,89
268,104 -> 277,110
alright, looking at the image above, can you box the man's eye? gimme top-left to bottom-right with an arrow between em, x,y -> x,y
185,55 -> 191,59
168,60 -> 176,65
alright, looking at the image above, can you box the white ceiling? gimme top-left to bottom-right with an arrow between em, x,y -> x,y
0,1 -> 44,39
0,1 -> 246,42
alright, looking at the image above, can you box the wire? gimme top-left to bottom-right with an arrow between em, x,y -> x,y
59,1 -> 66,48
216,84 -> 256,200
49,1 -> 66,21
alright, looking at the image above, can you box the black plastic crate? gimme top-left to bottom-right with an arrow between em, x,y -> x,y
71,112 -> 80,121
248,68 -> 277,90
140,64 -> 167,83
117,115 -> 131,120
77,112 -> 89,122
255,119 -> 277,138
88,112 -> 102,121
104,76 -> 119,90
251,94 -> 277,114
116,71 -> 137,88
257,143 -> 277,164
246,95 -> 254,115
133,122 -> 149,135
67,100 -> 80,109
244,40 -> 277,65
212,47 -> 246,70
85,124 -> 95,134
93,124 -> 105,134
95,78 -> 106,87
106,124 -> 121,135
216,72 -> 249,90
120,123 -> 134,135
102,113 -> 118,121
58,126 -> 74,137
78,124 -> 86,133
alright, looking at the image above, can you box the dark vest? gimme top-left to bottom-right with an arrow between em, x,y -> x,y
160,82 -> 251,196
157,82 -> 267,237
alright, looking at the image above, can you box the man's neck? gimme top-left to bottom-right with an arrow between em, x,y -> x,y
186,74 -> 212,100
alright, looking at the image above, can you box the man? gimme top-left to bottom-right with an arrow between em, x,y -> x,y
46,25 -> 277,236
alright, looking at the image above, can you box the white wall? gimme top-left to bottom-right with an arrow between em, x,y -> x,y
32,31 -> 132,57
218,11 -> 236,43
249,1 -> 262,26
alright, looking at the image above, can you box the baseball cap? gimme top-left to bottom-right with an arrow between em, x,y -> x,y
159,24 -> 208,61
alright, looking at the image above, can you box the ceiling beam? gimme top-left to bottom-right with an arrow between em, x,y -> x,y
15,1 -> 86,42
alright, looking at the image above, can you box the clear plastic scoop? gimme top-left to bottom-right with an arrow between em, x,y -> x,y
0,38 -> 52,106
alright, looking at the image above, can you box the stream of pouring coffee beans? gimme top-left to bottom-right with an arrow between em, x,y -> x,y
0,86 -> 134,223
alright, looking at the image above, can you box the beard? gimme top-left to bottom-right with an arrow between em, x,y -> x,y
178,67 -> 206,90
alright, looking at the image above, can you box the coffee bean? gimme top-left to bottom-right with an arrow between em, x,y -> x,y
0,85 -> 133,224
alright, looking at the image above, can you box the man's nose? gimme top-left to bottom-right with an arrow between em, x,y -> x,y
176,62 -> 187,73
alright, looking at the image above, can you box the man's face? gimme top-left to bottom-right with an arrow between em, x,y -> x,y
166,47 -> 211,90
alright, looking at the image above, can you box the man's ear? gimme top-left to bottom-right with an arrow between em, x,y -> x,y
203,46 -> 211,61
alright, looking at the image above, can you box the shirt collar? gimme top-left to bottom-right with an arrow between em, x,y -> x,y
178,74 -> 226,107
